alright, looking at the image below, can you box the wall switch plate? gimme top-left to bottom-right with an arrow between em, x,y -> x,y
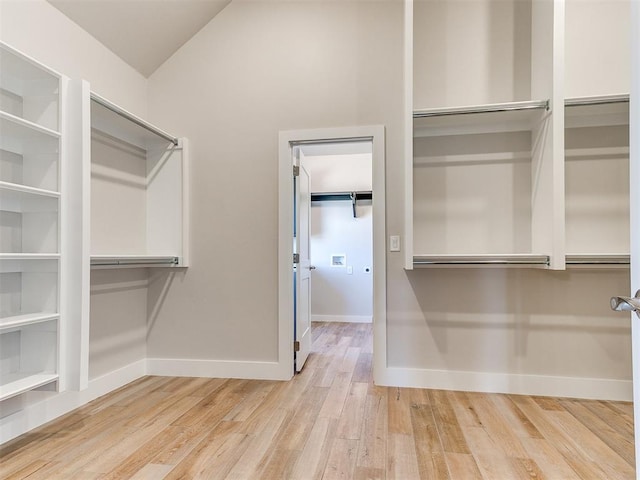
347,266 -> 353,275
390,235 -> 400,252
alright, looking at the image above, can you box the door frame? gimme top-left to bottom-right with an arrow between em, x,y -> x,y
278,126 -> 387,380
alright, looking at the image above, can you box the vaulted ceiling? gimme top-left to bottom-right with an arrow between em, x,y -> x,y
48,0 -> 232,77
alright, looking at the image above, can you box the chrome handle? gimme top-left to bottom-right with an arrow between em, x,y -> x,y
610,290 -> 640,316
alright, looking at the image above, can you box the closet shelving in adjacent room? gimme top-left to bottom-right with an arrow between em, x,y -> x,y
564,94 -> 630,268
0,42 -> 64,400
88,93 -> 189,269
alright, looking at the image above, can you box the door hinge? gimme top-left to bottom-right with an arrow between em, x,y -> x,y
294,341 -> 300,352
293,253 -> 300,264
293,165 -> 300,177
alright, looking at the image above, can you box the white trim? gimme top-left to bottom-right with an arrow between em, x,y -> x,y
146,358 -> 285,380
403,0 -> 414,271
279,125 -> 387,386
375,366 -> 632,402
0,360 -> 145,444
311,315 -> 373,324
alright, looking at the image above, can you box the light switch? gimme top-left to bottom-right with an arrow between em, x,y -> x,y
347,266 -> 353,275
390,235 -> 401,252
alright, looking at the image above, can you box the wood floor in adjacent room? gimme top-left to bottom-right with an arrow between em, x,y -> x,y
0,322 -> 635,479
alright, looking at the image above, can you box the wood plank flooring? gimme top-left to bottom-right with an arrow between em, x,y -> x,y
0,322 -> 635,479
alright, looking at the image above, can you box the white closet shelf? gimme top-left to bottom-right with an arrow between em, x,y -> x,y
0,253 -> 59,260
413,100 -> 550,137
0,373 -> 58,401
413,254 -> 550,268
0,181 -> 60,213
0,181 -> 59,197
1,42 -> 61,90
0,313 -> 59,332
0,111 -> 60,139
91,93 -> 178,150
90,255 -> 180,268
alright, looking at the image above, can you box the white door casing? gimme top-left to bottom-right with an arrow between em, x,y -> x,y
278,125 -> 386,383
295,161 -> 312,372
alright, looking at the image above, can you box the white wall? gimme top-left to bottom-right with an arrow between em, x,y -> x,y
303,153 -> 373,323
565,0 -> 630,98
146,0 -> 404,364
413,0 -> 532,108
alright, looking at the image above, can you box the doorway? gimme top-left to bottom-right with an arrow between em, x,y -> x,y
295,141 -> 374,371
278,126 -> 387,380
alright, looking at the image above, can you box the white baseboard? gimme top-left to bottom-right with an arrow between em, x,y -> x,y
311,314 -> 373,323
0,360 -> 146,444
146,358 -> 291,381
374,366 -> 633,402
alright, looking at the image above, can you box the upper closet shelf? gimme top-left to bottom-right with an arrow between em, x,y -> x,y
413,100 -> 550,137
90,93 -> 178,150
565,94 -> 629,128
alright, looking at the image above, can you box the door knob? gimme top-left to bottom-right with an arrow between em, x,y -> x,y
309,265 -> 316,270
610,290 -> 640,316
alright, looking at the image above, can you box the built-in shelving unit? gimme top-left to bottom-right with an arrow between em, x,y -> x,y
406,0 -> 563,270
89,93 -> 189,268
564,95 -> 629,268
410,100 -> 553,269
0,42 -> 63,400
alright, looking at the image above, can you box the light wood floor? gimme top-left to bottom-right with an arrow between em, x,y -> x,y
0,322 -> 635,479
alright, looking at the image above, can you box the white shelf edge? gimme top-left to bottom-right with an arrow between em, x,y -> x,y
0,41 -> 63,80
0,373 -> 58,402
90,92 -> 178,147
0,181 -> 60,198
413,99 -> 550,118
0,253 -> 60,260
0,110 -> 61,138
0,313 -> 59,332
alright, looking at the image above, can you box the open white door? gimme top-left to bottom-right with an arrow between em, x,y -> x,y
611,5 -> 640,477
294,160 -> 312,372
631,6 -> 640,476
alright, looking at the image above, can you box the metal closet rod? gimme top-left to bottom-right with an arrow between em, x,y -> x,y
90,256 -> 179,266
90,93 -> 179,146
412,254 -> 550,266
413,99 -> 550,119
565,94 -> 629,107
